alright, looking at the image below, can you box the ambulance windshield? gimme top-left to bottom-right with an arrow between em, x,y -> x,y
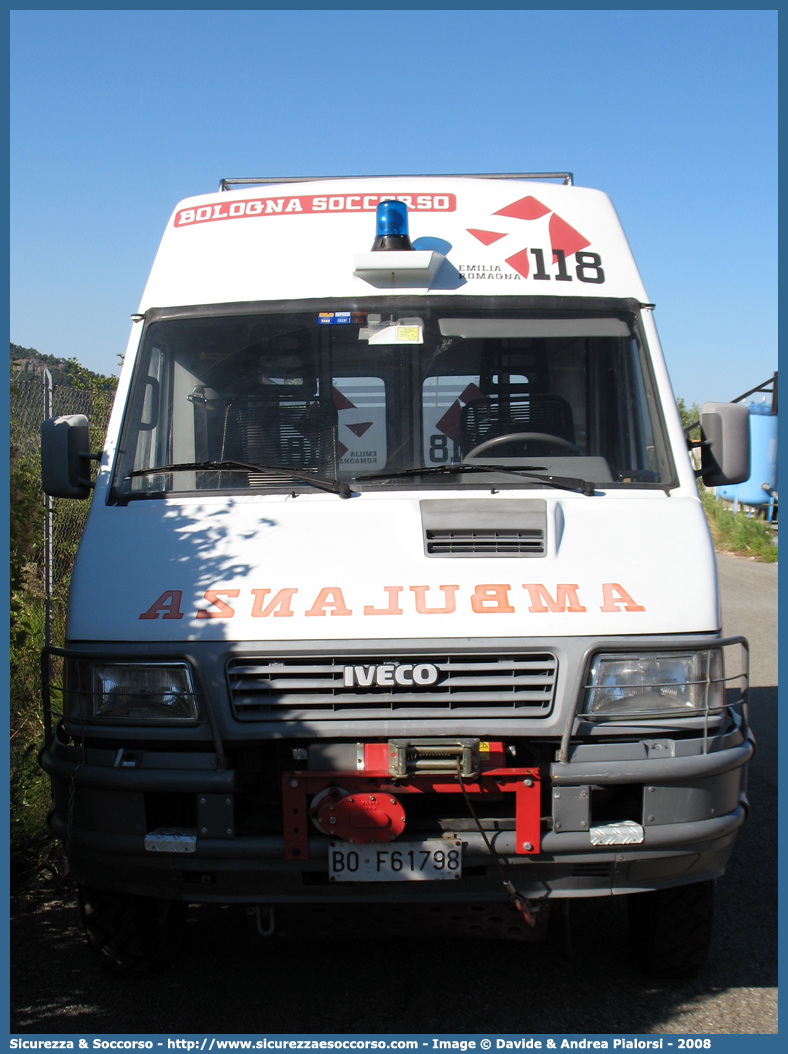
111,300 -> 674,498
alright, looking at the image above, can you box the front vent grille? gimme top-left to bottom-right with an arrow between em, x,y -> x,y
426,528 -> 544,556
420,498 -> 547,559
227,653 -> 558,722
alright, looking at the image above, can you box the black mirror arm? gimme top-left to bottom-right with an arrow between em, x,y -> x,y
77,450 -> 102,489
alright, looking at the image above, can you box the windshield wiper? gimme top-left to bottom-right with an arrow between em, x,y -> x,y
125,460 -> 353,498
354,462 -> 596,496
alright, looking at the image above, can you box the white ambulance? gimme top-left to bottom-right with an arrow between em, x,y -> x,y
41,173 -> 752,977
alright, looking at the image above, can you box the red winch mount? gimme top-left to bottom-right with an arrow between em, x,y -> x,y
282,738 -> 541,861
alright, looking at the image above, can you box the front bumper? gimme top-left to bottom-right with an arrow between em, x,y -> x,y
42,725 -> 752,904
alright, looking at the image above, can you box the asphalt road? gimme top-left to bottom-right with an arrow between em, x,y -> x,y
10,552 -> 777,1036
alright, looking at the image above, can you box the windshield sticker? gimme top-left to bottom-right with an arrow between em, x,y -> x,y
174,193 -> 456,228
318,312 -> 351,325
423,377 -> 485,464
318,311 -> 367,325
332,378 -> 386,469
363,322 -> 424,345
139,583 -> 646,621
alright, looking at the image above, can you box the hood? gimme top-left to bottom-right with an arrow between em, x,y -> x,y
67,490 -> 719,642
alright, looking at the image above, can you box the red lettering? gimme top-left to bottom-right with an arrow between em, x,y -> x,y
138,590 -> 184,620
523,584 -> 587,613
305,587 -> 352,617
470,584 -> 515,613
410,585 -> 458,615
250,588 -> 298,618
196,589 -> 240,619
600,583 -> 646,612
363,586 -> 403,616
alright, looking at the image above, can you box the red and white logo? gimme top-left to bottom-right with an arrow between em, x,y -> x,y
174,192 -> 457,228
466,194 -> 592,278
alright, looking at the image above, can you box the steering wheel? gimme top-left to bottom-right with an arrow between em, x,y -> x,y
464,432 -> 583,459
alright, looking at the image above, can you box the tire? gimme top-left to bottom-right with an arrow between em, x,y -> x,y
78,885 -> 188,976
627,880 -> 715,979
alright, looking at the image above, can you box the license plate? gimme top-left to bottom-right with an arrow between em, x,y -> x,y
328,839 -> 462,882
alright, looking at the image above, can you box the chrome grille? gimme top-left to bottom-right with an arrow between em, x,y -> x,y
425,528 -> 544,556
227,653 -> 558,721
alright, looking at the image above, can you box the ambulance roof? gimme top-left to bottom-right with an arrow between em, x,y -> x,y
139,176 -> 648,310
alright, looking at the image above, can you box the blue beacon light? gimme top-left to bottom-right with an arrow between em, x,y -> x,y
371,199 -> 414,251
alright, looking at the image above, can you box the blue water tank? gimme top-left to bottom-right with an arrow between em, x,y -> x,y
716,401 -> 778,507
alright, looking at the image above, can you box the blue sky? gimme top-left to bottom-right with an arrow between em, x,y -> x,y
10,8 -> 777,408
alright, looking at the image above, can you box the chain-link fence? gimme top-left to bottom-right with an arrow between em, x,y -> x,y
10,367 -> 115,879
10,369 -> 114,649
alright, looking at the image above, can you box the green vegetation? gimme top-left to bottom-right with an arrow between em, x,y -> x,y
10,603 -> 59,885
10,387 -> 55,884
676,397 -> 701,441
11,341 -> 116,392
10,349 -> 117,886
676,396 -> 777,563
700,486 -> 778,563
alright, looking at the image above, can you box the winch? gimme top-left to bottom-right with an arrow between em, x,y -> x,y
308,786 -> 406,843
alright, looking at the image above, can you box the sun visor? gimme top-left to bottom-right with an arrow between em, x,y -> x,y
438,318 -> 632,339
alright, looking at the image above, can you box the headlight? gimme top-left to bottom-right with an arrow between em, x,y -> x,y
90,663 -> 198,721
583,651 -> 723,718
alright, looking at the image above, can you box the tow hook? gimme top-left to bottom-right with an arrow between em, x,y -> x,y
505,882 -> 538,928
248,905 -> 276,936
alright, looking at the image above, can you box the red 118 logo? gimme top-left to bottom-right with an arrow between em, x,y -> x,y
467,195 -> 605,283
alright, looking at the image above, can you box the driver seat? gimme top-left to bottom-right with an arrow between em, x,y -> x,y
460,393 -> 575,456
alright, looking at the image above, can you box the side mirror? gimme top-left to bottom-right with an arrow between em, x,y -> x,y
699,402 -> 751,487
41,415 -> 98,498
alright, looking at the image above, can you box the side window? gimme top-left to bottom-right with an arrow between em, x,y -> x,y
422,375 -> 484,464
130,345 -> 167,490
332,376 -> 387,473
